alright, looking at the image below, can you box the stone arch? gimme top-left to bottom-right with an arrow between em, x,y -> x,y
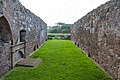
20,30 -> 26,42
15,51 -> 24,62
0,16 -> 12,44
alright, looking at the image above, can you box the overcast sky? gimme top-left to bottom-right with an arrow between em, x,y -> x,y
19,0 -> 109,26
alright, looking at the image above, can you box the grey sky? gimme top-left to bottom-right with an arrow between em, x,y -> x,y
19,0 -> 109,26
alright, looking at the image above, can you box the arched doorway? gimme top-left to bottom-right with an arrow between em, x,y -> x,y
0,16 -> 12,44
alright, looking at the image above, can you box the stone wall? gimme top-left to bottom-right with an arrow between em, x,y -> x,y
0,0 -> 47,77
0,44 -> 11,77
71,0 -> 120,78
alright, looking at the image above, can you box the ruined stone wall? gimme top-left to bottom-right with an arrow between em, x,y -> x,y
0,0 -> 47,77
0,44 -> 11,77
71,0 -> 120,78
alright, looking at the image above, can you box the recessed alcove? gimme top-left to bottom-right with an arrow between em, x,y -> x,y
0,16 -> 12,44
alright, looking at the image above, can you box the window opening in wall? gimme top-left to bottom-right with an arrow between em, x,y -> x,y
33,46 -> 36,51
77,43 -> 79,47
20,30 -> 26,42
75,42 -> 76,45
106,8 -> 109,12
37,44 -> 39,48
88,53 -> 91,57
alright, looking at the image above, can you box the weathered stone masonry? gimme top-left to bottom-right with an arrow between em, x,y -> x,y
0,0 -> 47,77
71,0 -> 120,78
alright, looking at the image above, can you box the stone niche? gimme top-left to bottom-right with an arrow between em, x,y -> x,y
0,16 -> 12,77
0,16 -> 12,45
20,30 -> 26,42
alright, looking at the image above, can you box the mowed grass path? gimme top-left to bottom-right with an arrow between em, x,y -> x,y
4,40 -> 111,80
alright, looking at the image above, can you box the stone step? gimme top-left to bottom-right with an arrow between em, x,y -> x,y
16,58 -> 42,67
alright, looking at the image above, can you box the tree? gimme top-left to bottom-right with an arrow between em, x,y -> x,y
48,26 -> 60,33
48,22 -> 72,33
56,22 -> 65,27
61,29 -> 69,33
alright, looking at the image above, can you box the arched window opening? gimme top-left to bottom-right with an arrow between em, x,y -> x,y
20,30 -> 26,42
0,16 -> 12,44
15,51 -> 24,62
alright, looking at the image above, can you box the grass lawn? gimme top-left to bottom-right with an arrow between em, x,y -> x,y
4,40 -> 111,80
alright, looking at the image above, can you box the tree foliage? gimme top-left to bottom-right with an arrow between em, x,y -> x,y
48,22 -> 72,33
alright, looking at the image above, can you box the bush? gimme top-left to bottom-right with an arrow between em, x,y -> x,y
47,33 -> 71,40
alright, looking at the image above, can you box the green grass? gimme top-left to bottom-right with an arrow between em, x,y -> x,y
4,40 -> 111,80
